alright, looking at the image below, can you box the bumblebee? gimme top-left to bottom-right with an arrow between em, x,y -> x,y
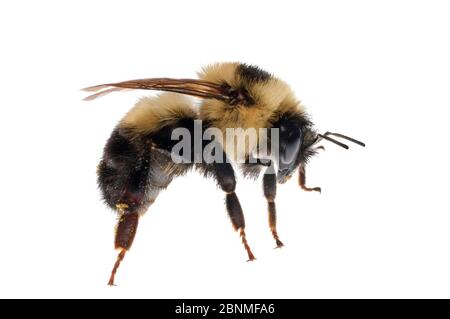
83,62 -> 365,285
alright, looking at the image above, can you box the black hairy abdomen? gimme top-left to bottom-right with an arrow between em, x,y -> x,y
97,129 -> 151,212
97,120 -> 197,213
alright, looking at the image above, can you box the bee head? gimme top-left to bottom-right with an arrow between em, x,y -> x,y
272,113 -> 316,184
274,113 -> 365,184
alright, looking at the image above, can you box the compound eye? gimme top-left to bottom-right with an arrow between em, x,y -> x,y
279,139 -> 300,170
279,129 -> 302,171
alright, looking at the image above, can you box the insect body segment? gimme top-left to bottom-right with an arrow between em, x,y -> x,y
86,62 -> 365,285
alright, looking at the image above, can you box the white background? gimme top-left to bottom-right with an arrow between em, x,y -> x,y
0,0 -> 449,298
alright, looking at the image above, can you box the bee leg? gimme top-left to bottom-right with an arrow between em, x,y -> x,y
212,161 -> 256,262
315,145 -> 326,152
108,209 -> 140,286
263,165 -> 284,248
299,165 -> 321,193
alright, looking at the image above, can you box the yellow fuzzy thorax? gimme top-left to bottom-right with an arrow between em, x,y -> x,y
198,62 -> 304,132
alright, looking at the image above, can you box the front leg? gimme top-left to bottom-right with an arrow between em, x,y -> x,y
298,165 -> 321,193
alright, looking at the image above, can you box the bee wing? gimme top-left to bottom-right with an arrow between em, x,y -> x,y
82,78 -> 230,102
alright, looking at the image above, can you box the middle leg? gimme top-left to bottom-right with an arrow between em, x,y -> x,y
263,165 -> 284,248
210,159 -> 256,261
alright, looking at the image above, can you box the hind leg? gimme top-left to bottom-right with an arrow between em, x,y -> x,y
108,210 -> 140,286
107,198 -> 157,286
103,171 -> 171,286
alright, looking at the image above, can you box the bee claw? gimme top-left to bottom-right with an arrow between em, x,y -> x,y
274,240 -> 284,249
